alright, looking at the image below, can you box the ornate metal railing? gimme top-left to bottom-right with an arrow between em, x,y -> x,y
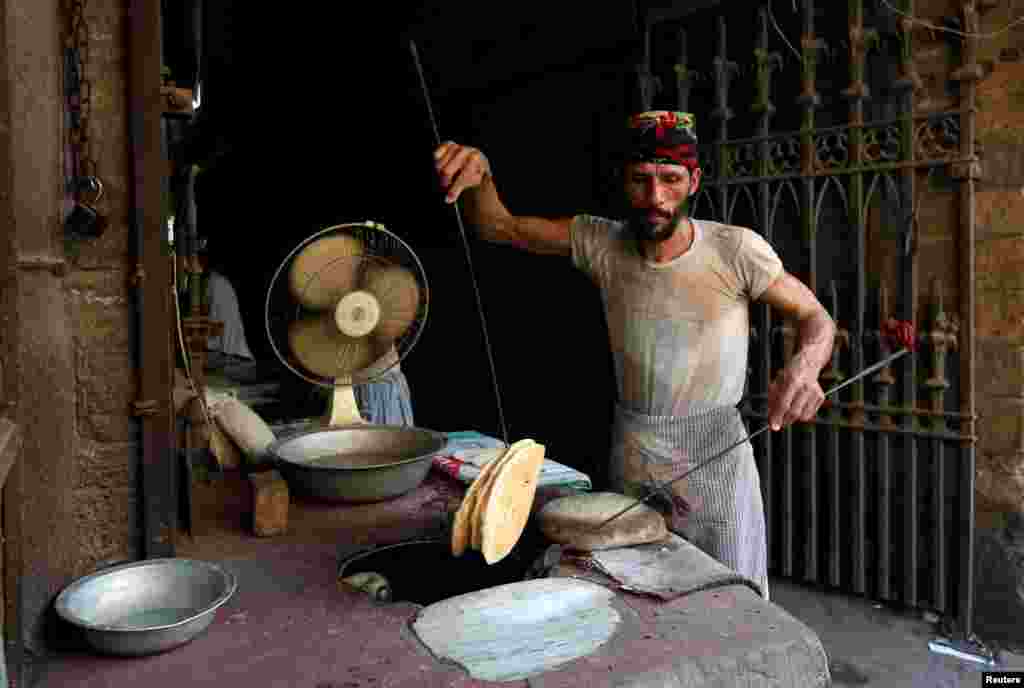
642,0 -> 983,635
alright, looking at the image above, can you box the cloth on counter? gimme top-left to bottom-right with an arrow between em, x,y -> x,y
431,431 -> 592,491
586,532 -> 763,600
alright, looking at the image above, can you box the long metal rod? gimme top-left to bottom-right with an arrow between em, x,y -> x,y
409,40 -> 510,446
589,347 -> 911,534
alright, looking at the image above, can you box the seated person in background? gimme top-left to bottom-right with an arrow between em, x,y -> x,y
205,266 -> 255,361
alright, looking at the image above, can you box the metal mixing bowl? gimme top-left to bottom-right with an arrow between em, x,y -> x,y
55,558 -> 237,656
268,424 -> 447,502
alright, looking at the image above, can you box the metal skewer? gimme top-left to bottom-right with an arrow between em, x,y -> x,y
409,40 -> 511,447
587,346 -> 912,534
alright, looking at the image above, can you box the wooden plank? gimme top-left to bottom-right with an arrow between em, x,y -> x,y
411,578 -> 620,683
129,0 -> 175,558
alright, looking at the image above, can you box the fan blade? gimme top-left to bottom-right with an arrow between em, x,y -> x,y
289,235 -> 365,310
361,264 -> 420,341
288,313 -> 377,380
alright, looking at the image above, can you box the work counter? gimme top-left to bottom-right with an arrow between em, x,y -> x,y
38,470 -> 831,688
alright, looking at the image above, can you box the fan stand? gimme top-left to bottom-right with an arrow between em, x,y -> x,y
323,384 -> 365,427
320,290 -> 383,428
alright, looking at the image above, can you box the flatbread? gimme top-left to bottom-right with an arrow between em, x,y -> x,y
471,441 -> 533,550
288,235 -> 364,310
451,445 -> 509,556
288,314 -> 376,380
450,440 -> 532,557
480,442 -> 546,564
536,492 -> 668,552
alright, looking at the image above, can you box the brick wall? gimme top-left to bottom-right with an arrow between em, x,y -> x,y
972,10 -> 1024,517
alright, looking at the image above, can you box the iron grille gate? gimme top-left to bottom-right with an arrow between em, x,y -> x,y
640,0 -> 979,632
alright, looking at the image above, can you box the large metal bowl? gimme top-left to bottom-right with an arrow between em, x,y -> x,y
267,424 -> 447,502
55,558 -> 237,656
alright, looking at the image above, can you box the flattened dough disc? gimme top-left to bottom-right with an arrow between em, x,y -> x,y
288,314 -> 376,380
480,442 -> 545,564
537,492 -> 668,552
289,235 -> 365,310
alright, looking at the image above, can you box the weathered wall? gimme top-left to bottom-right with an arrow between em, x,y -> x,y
970,8 -> 1024,518
3,0 -> 140,666
63,0 -> 142,572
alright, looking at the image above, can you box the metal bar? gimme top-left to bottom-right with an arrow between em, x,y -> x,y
827,374 -> 842,587
836,0 -> 869,592
130,0 -> 175,558
713,16 -> 733,229
954,0 -> 980,639
878,427 -> 892,600
703,157 -> 975,185
875,286 -> 896,601
697,109 -> 966,148
740,412 -> 973,442
797,0 -> 819,585
961,444 -> 976,635
782,421 -> 794,577
933,438 -> 947,611
744,394 -> 975,420
755,3 -> 776,571
895,0 -> 921,610
410,40 -> 511,447
824,289 -> 845,589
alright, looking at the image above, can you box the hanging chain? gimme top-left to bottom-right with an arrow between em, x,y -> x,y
65,0 -> 98,186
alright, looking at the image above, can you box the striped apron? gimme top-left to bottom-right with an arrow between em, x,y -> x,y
611,403 -> 768,599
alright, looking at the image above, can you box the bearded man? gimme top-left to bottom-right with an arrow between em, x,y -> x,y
434,111 -> 835,597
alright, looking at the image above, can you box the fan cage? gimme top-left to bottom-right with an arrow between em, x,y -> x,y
264,221 -> 430,389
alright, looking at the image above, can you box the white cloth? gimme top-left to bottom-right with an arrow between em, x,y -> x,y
207,271 -> 254,359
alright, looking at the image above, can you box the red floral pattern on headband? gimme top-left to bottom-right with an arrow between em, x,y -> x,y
653,144 -> 698,165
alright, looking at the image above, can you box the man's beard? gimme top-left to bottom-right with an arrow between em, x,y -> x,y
627,197 -> 690,243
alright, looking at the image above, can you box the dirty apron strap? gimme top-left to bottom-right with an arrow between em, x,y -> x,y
611,403 -> 768,599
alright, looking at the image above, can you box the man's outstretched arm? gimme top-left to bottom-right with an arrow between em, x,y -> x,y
757,272 -> 836,430
434,142 -> 573,257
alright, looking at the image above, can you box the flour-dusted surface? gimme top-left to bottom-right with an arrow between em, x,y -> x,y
411,578 -> 621,682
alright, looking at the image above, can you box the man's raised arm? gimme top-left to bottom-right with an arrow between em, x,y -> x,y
434,142 -> 573,257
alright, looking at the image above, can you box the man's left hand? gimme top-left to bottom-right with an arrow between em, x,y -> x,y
767,366 -> 825,431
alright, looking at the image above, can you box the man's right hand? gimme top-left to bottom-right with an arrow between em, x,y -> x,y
434,142 -> 490,204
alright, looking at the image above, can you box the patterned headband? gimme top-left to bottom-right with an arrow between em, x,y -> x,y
627,111 -> 699,169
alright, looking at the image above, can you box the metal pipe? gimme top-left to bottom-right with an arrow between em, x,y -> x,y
409,41 -> 511,448
955,0 -> 979,641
